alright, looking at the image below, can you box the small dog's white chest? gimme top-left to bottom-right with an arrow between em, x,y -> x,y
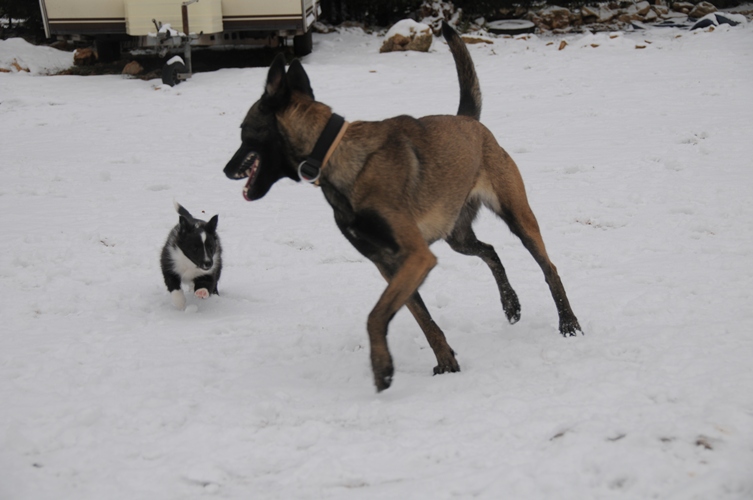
168,246 -> 213,283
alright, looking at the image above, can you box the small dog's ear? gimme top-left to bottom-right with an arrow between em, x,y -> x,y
206,215 -> 219,233
174,201 -> 194,222
287,59 -> 314,100
178,215 -> 191,233
264,53 -> 289,101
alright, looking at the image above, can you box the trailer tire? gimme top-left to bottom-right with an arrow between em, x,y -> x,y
293,29 -> 313,57
95,39 -> 121,63
162,61 -> 188,87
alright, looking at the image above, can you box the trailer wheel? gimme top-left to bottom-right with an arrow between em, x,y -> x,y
293,29 -> 313,57
95,39 -> 121,63
162,60 -> 188,87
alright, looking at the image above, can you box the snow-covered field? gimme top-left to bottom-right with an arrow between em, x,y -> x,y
1,21 -> 752,499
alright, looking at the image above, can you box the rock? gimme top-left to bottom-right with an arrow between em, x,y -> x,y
597,6 -> 618,23
689,1 -> 717,19
618,1 -> 651,22
312,21 -> 333,34
652,5 -> 669,17
569,10 -> 583,29
419,0 -> 457,35
538,6 -> 572,30
461,35 -> 494,44
73,47 -> 96,66
380,20 -> 433,53
672,1 -> 694,14
122,60 -> 143,76
644,9 -> 658,22
581,5 -> 600,21
635,1 -> 652,16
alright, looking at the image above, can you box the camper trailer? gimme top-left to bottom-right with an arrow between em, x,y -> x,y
39,0 -> 320,60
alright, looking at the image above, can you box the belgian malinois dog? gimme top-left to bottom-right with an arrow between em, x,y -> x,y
224,22 -> 581,391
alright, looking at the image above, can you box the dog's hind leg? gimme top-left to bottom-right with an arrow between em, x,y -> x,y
494,196 -> 581,337
446,201 -> 521,325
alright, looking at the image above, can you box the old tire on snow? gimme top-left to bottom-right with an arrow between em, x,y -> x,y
162,60 -> 188,87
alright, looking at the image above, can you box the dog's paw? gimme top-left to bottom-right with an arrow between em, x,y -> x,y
433,349 -> 460,375
374,369 -> 394,392
559,317 -> 583,337
372,359 -> 394,392
195,288 -> 210,299
171,290 -> 186,310
502,290 -> 521,325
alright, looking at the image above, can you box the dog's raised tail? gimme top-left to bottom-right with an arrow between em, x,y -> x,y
442,21 -> 481,121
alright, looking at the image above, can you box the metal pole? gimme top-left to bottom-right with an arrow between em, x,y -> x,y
181,0 -> 199,76
181,3 -> 190,38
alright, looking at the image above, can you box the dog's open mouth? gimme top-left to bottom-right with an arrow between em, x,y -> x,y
232,152 -> 260,201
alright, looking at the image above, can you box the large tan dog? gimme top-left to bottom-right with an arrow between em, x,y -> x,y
224,22 -> 581,391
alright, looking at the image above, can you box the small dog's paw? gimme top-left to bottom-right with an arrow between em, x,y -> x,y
195,288 -> 209,299
171,290 -> 186,310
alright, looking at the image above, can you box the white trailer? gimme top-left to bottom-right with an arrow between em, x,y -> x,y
39,0 -> 320,61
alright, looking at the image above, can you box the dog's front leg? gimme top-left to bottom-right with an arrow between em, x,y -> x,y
162,269 -> 186,309
375,264 -> 460,376
405,293 -> 460,375
367,244 -> 438,391
193,275 -> 218,297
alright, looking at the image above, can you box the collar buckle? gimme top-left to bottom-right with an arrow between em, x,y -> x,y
298,159 -> 321,184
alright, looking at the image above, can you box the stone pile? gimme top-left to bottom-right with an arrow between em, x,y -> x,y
380,19 -> 434,53
525,0 -> 724,32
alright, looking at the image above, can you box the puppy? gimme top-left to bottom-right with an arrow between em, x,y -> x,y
160,202 -> 222,309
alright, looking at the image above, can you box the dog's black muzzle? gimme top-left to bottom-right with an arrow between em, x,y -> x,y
224,145 -> 254,180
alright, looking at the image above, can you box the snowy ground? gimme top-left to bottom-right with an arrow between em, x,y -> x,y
2,21 -> 753,499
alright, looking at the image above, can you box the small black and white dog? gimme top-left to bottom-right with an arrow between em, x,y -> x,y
160,202 -> 222,309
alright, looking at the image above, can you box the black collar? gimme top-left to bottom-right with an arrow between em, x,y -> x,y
298,113 -> 346,184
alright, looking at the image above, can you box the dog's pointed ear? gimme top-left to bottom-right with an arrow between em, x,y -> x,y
206,215 -> 219,233
287,59 -> 314,100
174,201 -> 193,221
178,215 -> 191,233
264,53 -> 289,100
